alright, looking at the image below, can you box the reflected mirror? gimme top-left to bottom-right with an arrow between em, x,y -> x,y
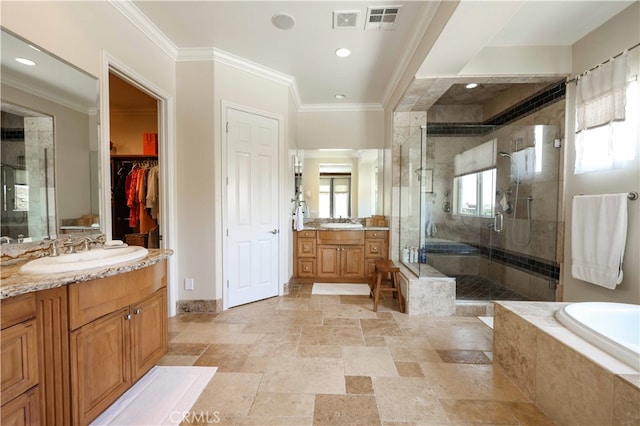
1,29 -> 100,243
297,149 -> 383,219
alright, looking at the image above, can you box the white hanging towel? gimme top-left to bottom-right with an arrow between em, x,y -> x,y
571,193 -> 628,289
294,205 -> 304,231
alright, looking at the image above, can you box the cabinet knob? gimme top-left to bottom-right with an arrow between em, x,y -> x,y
134,308 -> 142,315
124,314 -> 132,320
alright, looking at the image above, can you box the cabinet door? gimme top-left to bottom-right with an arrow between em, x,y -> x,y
341,246 -> 365,279
1,320 -> 38,406
296,238 -> 316,257
0,386 -> 40,426
365,240 -> 385,258
317,245 -> 340,279
297,259 -> 316,278
70,307 -> 131,426
131,288 -> 168,381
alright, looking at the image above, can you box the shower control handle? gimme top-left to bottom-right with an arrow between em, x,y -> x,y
494,212 -> 504,233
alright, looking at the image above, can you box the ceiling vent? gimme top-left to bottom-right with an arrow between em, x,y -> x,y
365,6 -> 402,30
333,10 -> 360,29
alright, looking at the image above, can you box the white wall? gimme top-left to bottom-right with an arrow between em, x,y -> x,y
297,110 -> 385,149
563,2 -> 640,303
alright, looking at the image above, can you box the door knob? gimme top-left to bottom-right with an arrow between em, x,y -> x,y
268,229 -> 279,234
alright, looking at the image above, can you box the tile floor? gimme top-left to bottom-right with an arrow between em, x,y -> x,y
160,284 -> 553,425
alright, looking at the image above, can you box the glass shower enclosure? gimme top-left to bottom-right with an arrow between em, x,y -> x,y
399,124 -> 561,302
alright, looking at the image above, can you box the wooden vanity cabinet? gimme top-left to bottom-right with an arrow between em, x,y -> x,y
68,261 -> 168,425
294,230 -> 317,278
364,230 -> 388,276
1,293 -> 40,425
316,231 -> 365,280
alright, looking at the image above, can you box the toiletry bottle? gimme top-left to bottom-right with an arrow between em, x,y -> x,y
420,244 -> 427,264
402,246 -> 409,263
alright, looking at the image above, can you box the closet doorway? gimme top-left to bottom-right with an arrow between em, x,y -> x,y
108,71 -> 162,248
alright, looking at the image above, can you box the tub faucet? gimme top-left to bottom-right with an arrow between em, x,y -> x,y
0,236 -> 12,245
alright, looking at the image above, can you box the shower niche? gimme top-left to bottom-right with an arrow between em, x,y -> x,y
399,124 -> 561,302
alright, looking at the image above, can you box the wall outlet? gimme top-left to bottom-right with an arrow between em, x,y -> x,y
184,278 -> 194,291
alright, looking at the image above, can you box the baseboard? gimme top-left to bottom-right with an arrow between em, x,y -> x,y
176,299 -> 221,313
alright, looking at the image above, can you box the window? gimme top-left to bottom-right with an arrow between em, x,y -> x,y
574,52 -> 638,174
454,168 -> 496,217
319,176 -> 351,218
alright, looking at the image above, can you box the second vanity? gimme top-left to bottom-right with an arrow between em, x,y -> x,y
293,227 -> 389,282
0,244 -> 172,425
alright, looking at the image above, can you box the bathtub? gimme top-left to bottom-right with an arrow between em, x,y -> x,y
556,302 -> 640,370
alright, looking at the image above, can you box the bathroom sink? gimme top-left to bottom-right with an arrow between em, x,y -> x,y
319,223 -> 364,229
19,246 -> 149,275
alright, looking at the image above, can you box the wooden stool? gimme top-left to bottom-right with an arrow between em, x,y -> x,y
369,259 -> 405,313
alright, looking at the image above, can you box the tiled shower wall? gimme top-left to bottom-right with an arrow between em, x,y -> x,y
392,83 -> 566,301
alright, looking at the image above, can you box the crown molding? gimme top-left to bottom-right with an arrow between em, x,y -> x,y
109,0 -> 178,60
298,103 -> 384,113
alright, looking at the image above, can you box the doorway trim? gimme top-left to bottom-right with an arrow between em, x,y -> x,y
220,100 -> 285,310
100,52 -> 178,316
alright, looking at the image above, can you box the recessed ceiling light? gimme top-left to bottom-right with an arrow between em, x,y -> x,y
16,57 -> 36,66
271,13 -> 296,30
335,48 -> 351,58
28,44 -> 41,52
465,83 -> 478,89
335,94 -> 346,100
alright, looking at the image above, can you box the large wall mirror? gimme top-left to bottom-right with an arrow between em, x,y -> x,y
1,29 -> 100,243
297,149 -> 383,219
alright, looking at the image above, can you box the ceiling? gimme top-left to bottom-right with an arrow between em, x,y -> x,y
129,0 -> 635,110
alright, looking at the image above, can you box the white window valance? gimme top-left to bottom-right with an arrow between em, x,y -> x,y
575,52 -> 628,132
454,139 -> 496,176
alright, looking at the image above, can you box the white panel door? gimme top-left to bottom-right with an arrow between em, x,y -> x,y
226,108 -> 279,307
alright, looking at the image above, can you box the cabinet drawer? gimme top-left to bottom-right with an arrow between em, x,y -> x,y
1,293 -> 36,330
317,230 -> 364,245
68,261 -> 167,330
365,240 -> 385,258
297,259 -> 316,278
0,386 -> 40,426
297,230 -> 316,238
365,230 -> 387,240
1,320 -> 38,405
296,238 -> 316,257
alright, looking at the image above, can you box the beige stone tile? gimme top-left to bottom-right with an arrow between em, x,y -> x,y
346,376 -> 374,394
439,399 -> 518,424
194,344 -> 252,372
323,317 -> 360,327
613,374 -> 640,425
156,354 -> 198,366
248,392 -> 315,418
504,401 -> 554,425
167,342 -> 209,356
360,318 -> 403,336
176,313 -> 218,323
493,303 -> 537,399
419,363 -> 529,401
342,346 -> 398,377
241,318 -> 302,335
248,334 -> 299,358
395,362 -> 424,377
204,415 -> 313,425
322,304 -> 379,319
286,309 -> 324,325
275,298 -> 311,311
171,323 -> 248,344
297,345 -> 342,358
535,332 -> 614,425
436,349 -> 492,365
313,394 -> 381,425
299,325 -> 364,346
385,336 -> 441,363
259,357 -> 346,394
419,320 -> 493,351
364,335 -> 388,347
372,377 -> 449,423
238,356 -> 270,373
188,372 -> 262,417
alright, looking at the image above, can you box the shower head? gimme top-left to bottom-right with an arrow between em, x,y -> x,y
498,151 -> 516,161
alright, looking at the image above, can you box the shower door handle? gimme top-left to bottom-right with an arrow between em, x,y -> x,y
494,213 -> 503,233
